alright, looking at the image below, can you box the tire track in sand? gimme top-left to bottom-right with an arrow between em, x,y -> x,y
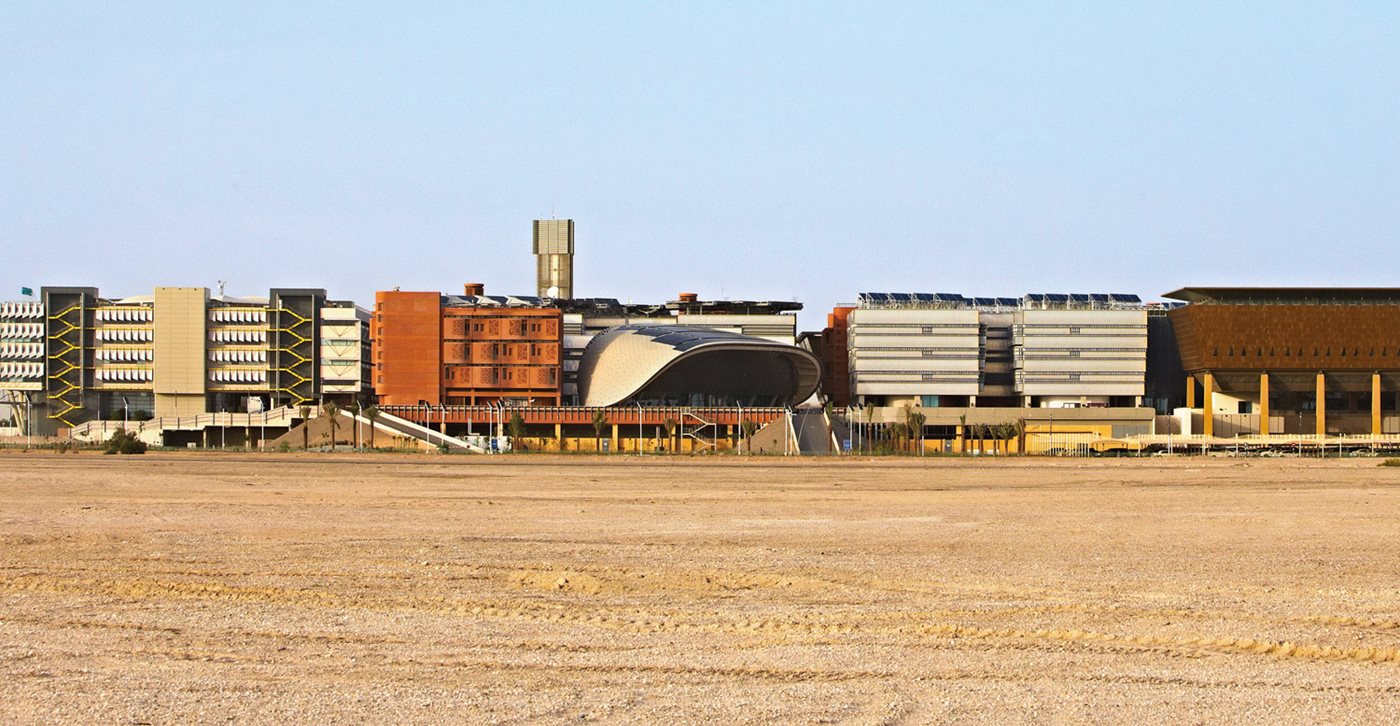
4,572 -> 1399,666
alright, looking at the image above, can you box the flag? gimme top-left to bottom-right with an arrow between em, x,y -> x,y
20,287 -> 33,297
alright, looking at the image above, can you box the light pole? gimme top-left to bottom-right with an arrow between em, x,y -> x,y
737,402 -> 744,455
784,407 -> 791,456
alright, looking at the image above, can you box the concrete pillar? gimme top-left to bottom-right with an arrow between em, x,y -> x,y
1185,376 -> 1196,409
1316,372 -> 1327,437
1373,372 -> 1383,435
610,423 -> 619,453
1202,372 -> 1214,438
1259,373 -> 1270,436
554,423 -> 562,451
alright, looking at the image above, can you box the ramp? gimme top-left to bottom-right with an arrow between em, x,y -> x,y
356,410 -> 486,453
792,409 -> 837,455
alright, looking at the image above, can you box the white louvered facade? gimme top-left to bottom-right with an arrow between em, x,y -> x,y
847,293 -> 1148,407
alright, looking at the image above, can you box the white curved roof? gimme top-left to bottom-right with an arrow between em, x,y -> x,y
577,324 -> 822,407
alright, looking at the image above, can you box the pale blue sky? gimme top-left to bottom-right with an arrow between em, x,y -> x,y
3,2 -> 1397,328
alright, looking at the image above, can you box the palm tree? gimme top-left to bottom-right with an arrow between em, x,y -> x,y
322,401 -> 340,452
591,410 -> 608,453
740,418 -> 759,454
363,404 -> 380,449
298,405 -> 311,450
347,400 -> 361,450
863,403 -> 876,454
888,422 -> 910,454
905,408 -> 926,455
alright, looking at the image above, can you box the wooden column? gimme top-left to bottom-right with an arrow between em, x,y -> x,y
1259,372 -> 1270,436
1185,375 -> 1196,409
1202,372 -> 1214,438
1316,372 -> 1327,437
1373,372 -> 1383,436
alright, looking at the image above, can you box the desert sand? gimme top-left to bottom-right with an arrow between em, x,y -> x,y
1,452 -> 1398,723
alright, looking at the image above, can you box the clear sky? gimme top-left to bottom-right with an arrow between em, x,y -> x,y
3,2 -> 1398,329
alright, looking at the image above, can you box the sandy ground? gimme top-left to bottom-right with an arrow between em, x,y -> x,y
1,452 -> 1398,724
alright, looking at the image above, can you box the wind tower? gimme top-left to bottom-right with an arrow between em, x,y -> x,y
533,219 -> 574,299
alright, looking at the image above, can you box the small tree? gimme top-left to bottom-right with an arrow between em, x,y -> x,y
322,401 -> 340,452
591,410 -> 608,453
363,404 -> 380,449
298,405 -> 311,450
506,412 -> 526,451
103,428 -> 146,455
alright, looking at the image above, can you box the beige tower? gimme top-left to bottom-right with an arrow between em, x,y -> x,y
533,219 -> 574,299
152,287 -> 209,418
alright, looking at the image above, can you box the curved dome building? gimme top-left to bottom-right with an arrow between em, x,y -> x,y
577,324 -> 822,407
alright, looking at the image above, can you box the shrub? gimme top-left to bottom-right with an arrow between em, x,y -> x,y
103,428 -> 147,455
1381,458 -> 1400,468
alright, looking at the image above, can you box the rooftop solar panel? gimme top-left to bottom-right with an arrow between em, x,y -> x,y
1111,293 -> 1141,303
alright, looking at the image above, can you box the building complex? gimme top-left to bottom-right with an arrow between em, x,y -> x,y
1,286 -> 369,436
4,218 -> 1399,453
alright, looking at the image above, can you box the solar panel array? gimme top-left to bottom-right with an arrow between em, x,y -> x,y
625,324 -> 767,352
859,292 -> 1145,309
